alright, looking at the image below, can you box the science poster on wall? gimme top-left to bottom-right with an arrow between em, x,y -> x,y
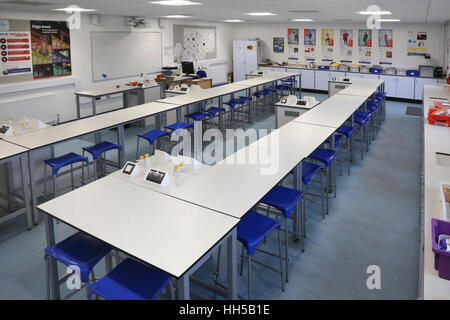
30,20 -> 71,79
304,28 -> 316,61
273,37 -> 285,53
0,31 -> 33,77
288,28 -> 299,44
378,29 -> 393,65
321,29 -> 334,61
339,29 -> 353,62
358,29 -> 372,64
407,31 -> 427,56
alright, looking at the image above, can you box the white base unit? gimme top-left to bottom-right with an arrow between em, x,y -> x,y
379,75 -> 397,98
415,78 -> 438,100
315,71 -> 342,91
396,77 -> 415,99
298,69 -> 315,90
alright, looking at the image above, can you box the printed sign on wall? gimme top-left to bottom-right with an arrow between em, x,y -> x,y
340,29 -> 353,62
407,31 -> 427,56
321,29 -> 334,61
0,31 -> 33,77
273,37 -> 285,53
358,29 -> 372,64
378,29 -> 393,64
30,20 -> 71,79
303,29 -> 316,61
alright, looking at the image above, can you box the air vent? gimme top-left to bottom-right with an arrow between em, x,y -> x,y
2,1 -> 54,6
288,10 -> 321,13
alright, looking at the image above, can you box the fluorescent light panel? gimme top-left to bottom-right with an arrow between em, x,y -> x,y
225,20 -> 244,23
53,7 -> 96,12
291,19 -> 314,22
357,10 -> 392,15
150,0 -> 201,5
377,19 -> 400,22
164,15 -> 191,18
246,12 -> 277,16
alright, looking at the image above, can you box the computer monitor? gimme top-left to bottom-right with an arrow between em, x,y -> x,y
181,61 -> 195,75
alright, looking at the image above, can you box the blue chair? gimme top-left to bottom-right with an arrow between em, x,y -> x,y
196,70 -> 207,79
260,185 -> 304,281
44,232 -> 112,300
82,141 -> 122,181
44,152 -> 90,199
238,210 -> 284,299
88,258 -> 173,300
308,148 -> 338,214
136,129 -> 171,159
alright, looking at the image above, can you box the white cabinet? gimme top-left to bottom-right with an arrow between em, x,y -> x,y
414,78 -> 438,100
345,72 -> 364,79
396,77 -> 415,99
315,71 -> 342,91
360,73 -> 380,80
379,75 -> 397,98
299,69 -> 315,90
233,40 -> 259,82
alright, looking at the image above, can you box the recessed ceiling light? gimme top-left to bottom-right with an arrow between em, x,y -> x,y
376,19 -> 400,22
150,0 -> 201,5
291,19 -> 314,22
224,20 -> 244,23
289,10 -> 320,13
357,10 -> 392,15
163,15 -> 191,18
53,7 -> 97,12
246,12 -> 277,16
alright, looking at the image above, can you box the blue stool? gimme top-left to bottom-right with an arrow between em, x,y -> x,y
164,122 -> 193,132
236,96 -> 252,122
260,185 -> 304,281
238,210 -> 284,299
136,129 -> 171,159
354,114 -> 370,160
308,148 -> 338,214
88,258 -> 173,300
44,232 -> 112,300
44,152 -> 90,199
82,141 -> 122,181
337,126 -> 355,175
302,161 -> 326,220
224,99 -> 241,126
205,106 -> 226,128
252,91 -> 265,116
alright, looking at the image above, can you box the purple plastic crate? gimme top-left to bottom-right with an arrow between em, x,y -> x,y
432,218 -> 450,280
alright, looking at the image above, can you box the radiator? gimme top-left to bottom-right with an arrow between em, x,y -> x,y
0,93 -> 57,124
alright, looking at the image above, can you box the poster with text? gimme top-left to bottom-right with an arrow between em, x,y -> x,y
304,29 -> 316,61
340,29 -> 353,61
321,29 -> 334,46
378,29 -> 393,64
358,29 -> 372,47
288,45 -> 299,61
273,37 -> 285,53
407,31 -> 427,56
288,28 -> 299,45
0,31 -> 33,77
30,20 -> 71,79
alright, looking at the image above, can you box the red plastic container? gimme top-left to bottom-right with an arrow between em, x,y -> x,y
428,108 -> 450,127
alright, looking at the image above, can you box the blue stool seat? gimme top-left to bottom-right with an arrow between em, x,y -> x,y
337,125 -> 355,138
260,186 -> 303,219
326,134 -> 344,149
302,161 -> 323,185
252,91 -> 264,99
164,122 -> 193,131
239,96 -> 252,104
185,112 -> 210,122
44,152 -> 89,175
225,99 -> 240,109
83,142 -> 122,161
88,258 -> 172,300
206,107 -> 225,117
367,104 -> 378,113
355,111 -> 372,119
237,210 -> 280,255
138,130 -> 171,145
263,89 -> 275,96
309,148 -> 337,168
45,232 -> 111,283
276,84 -> 287,91
354,116 -> 368,127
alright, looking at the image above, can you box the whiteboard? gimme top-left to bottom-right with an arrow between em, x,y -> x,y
91,31 -> 162,82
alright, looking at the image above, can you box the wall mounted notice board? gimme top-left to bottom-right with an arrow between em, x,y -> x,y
91,31 -> 162,82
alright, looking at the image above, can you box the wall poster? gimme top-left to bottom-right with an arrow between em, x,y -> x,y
378,29 -> 393,64
273,37 -> 285,53
407,31 -> 427,56
339,29 -> 353,62
303,28 -> 316,61
0,31 -> 33,77
30,20 -> 71,79
358,29 -> 372,64
173,24 -> 217,62
321,29 -> 334,61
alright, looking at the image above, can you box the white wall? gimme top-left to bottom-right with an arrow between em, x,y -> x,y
0,10 -> 235,122
233,22 -> 447,70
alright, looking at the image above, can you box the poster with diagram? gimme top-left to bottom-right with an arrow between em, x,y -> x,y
304,29 -> 316,61
378,29 -> 393,64
321,29 -> 334,61
407,31 -> 427,56
173,25 -> 217,62
30,21 -> 71,79
358,29 -> 372,64
0,31 -> 33,77
339,29 -> 353,62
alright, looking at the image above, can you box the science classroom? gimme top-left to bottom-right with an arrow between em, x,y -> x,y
0,0 -> 449,303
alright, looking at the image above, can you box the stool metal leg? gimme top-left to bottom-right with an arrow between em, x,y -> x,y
247,254 -> 251,300
284,217 -> 289,283
277,227 -> 284,290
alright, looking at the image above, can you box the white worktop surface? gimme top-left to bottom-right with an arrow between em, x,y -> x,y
168,121 -> 335,219
4,116 -> 118,149
293,94 -> 368,128
37,176 -> 239,278
422,84 -> 450,299
0,140 -> 29,161
234,72 -> 300,87
98,101 -> 180,125
337,79 -> 383,97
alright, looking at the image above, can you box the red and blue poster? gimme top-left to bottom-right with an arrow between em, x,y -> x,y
0,31 -> 33,77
